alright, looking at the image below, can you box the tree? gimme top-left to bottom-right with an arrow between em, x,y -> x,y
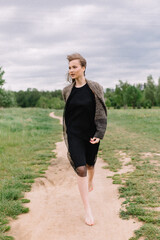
15,88 -> 40,107
136,83 -> 144,91
104,88 -> 115,107
26,88 -> 40,107
36,96 -> 65,109
51,89 -> 63,100
105,99 -> 111,109
156,77 -> 160,106
125,85 -> 142,108
114,84 -> 123,107
36,96 -> 50,108
144,75 -> 156,106
0,67 -> 5,88
0,90 -> 16,107
0,67 -> 17,107
115,80 -> 130,108
48,97 -> 65,109
0,67 -> 6,107
15,90 -> 28,107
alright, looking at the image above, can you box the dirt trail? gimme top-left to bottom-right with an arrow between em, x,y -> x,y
7,112 -> 142,240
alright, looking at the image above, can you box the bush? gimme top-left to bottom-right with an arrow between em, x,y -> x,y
0,90 -> 17,107
36,96 -> 65,109
136,103 -> 141,109
143,99 -> 152,109
36,96 -> 50,108
105,99 -> 111,109
48,97 -> 65,109
116,104 -> 121,109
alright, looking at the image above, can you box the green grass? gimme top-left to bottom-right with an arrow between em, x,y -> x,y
100,109 -> 160,240
0,108 -> 62,240
1,108 -> 160,240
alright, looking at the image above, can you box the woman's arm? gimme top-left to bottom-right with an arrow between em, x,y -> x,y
93,84 -> 107,140
62,88 -> 66,103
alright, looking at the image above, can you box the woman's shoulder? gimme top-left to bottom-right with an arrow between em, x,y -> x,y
62,82 -> 73,93
86,79 -> 103,91
62,82 -> 74,102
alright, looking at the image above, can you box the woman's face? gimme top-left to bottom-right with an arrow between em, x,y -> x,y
68,59 -> 85,79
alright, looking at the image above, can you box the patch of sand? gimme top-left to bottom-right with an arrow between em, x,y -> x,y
6,112 -> 142,240
140,152 -> 160,159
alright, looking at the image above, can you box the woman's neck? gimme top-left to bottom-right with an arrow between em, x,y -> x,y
75,76 -> 86,87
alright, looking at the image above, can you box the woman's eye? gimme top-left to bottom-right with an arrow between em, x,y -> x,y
69,66 -> 77,69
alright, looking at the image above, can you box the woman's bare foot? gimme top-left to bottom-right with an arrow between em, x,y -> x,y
85,208 -> 94,226
88,180 -> 93,192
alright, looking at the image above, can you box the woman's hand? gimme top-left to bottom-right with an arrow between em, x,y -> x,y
90,137 -> 100,144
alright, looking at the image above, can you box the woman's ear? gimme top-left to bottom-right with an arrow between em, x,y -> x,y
82,66 -> 86,75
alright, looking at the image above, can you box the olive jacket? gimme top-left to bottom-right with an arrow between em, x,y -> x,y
62,78 -> 107,172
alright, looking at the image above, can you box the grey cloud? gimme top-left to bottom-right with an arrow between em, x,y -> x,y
0,0 -> 160,91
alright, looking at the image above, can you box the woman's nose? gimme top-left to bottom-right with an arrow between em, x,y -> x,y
69,69 -> 74,73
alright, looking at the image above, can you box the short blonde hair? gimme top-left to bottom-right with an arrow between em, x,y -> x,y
66,53 -> 87,83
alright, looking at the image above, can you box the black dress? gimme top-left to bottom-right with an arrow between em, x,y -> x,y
65,82 -> 96,140
64,83 -> 100,169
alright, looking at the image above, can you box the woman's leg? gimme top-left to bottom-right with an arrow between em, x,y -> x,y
86,141 -> 100,192
86,165 -> 94,192
67,135 -> 94,225
76,166 -> 94,226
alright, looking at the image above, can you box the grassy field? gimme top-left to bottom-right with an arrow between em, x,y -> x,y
0,108 -> 62,240
54,108 -> 160,240
0,108 -> 160,240
100,109 -> 160,240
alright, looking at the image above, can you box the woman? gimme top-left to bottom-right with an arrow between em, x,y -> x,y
62,53 -> 107,226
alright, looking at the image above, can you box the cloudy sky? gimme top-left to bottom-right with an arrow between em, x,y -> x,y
0,0 -> 160,91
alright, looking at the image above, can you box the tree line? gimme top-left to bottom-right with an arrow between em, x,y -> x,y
0,67 -> 65,109
105,75 -> 160,109
0,67 -> 160,109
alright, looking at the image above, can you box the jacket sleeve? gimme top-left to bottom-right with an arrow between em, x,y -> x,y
62,88 -> 66,103
93,84 -> 107,140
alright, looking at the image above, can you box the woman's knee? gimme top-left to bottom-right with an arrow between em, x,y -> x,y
86,164 -> 94,169
76,165 -> 87,177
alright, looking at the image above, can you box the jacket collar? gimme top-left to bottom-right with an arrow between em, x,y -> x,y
65,78 -> 100,102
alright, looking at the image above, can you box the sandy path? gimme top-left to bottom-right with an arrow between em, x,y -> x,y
6,112 -> 142,240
